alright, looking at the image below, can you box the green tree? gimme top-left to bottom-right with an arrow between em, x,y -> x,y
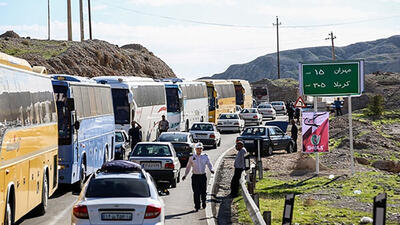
365,95 -> 384,119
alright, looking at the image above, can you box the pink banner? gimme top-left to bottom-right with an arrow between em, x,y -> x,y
302,112 -> 329,153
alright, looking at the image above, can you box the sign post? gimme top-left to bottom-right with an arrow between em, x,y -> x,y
313,97 -> 319,175
299,60 -> 364,176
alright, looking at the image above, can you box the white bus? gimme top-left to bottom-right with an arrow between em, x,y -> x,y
94,76 -> 167,141
162,79 -> 208,131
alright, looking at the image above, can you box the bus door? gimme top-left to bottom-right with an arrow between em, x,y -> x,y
66,98 -> 79,177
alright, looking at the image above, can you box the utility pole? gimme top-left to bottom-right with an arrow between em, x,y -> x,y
273,16 -> 282,79
325,31 -> 336,60
47,0 -> 50,40
88,0 -> 92,40
79,0 -> 84,41
67,0 -> 72,41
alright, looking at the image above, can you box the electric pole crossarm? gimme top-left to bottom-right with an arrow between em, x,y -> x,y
325,31 -> 336,60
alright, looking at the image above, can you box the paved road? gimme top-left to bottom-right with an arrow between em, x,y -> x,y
17,115 -> 287,225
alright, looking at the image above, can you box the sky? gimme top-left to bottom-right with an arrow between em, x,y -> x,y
0,0 -> 399,80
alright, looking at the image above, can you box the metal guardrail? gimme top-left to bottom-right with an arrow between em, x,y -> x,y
240,172 -> 266,225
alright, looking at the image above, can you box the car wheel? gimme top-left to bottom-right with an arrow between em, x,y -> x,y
212,142 -> 217,149
267,145 -> 273,156
170,178 -> 177,188
37,174 -> 48,215
286,143 -> 294,154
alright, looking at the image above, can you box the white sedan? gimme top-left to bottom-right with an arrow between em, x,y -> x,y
71,161 -> 164,225
216,113 -> 244,133
189,122 -> 221,149
240,108 -> 263,126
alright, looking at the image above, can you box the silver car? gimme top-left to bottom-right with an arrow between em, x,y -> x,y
129,142 -> 181,188
189,122 -> 221,149
71,161 -> 164,225
240,108 -> 263,126
271,101 -> 287,115
257,103 -> 276,120
217,113 -> 244,133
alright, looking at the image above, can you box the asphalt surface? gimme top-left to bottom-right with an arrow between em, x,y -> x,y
17,115 -> 287,225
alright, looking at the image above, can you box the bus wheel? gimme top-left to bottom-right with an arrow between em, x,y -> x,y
4,201 -> 13,225
37,174 -> 48,215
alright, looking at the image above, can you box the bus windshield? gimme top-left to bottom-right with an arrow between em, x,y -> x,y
53,85 -> 71,145
254,88 -> 268,96
112,89 -> 130,124
166,88 -> 180,113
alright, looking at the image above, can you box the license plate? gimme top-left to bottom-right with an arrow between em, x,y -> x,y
196,134 -> 207,137
101,213 -> 132,221
141,162 -> 161,169
244,140 -> 254,144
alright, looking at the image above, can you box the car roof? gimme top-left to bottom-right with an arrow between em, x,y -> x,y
244,125 -> 277,129
160,132 -> 190,135
95,172 -> 143,180
136,142 -> 171,145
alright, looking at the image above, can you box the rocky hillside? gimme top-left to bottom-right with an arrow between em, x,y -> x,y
0,31 -> 176,78
212,35 -> 400,82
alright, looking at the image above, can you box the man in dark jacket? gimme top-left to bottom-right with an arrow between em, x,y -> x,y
128,121 -> 142,151
290,119 -> 298,151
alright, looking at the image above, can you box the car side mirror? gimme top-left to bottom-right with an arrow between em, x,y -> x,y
74,121 -> 80,130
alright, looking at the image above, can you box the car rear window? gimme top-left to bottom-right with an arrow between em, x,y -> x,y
271,102 -> 283,105
243,127 -> 266,136
242,109 -> 257,113
258,104 -> 272,109
132,144 -> 172,157
191,124 -> 214,131
86,178 -> 150,198
219,114 -> 239,119
159,133 -> 187,142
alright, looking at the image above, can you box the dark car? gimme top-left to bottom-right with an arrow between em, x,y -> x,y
157,132 -> 195,166
115,130 -> 130,160
236,126 -> 295,156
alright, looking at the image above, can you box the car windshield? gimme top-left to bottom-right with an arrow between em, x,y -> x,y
191,124 -> 214,131
242,127 -> 266,136
242,109 -> 257,113
85,178 -> 150,198
159,133 -> 187,142
115,132 -> 124,142
132,144 -> 172,157
258,104 -> 272,109
219,114 -> 239,119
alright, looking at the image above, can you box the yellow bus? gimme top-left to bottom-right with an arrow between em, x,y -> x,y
0,52 -> 58,224
231,80 -> 253,109
199,80 -> 236,123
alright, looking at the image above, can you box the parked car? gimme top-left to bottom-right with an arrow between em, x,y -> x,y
240,108 -> 263,126
189,122 -> 221,149
236,126 -> 295,156
257,103 -> 276,120
217,113 -> 244,133
71,160 -> 165,225
157,132 -> 195,166
129,142 -> 181,188
271,101 -> 287,115
115,130 -> 130,160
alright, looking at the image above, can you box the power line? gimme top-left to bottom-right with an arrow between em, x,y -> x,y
96,0 -> 400,29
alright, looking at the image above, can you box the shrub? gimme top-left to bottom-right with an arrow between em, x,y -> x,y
365,95 -> 384,119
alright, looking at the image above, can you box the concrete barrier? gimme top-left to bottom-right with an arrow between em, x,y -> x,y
240,172 -> 266,225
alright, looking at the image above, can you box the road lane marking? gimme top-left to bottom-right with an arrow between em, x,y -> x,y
206,145 -> 235,225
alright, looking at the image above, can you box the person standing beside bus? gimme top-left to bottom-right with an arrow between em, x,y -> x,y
158,115 -> 169,134
128,121 -> 142,151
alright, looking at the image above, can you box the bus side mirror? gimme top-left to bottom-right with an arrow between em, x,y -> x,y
66,98 -> 75,111
74,121 -> 80,130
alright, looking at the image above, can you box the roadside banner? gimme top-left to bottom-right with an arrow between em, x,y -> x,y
302,112 -> 329,153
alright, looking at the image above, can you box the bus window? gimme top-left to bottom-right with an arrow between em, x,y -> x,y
207,87 -> 215,111
54,85 -> 72,145
112,89 -> 130,124
235,85 -> 244,105
166,88 -> 180,113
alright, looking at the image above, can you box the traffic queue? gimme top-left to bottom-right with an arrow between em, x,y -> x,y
0,52 -> 259,225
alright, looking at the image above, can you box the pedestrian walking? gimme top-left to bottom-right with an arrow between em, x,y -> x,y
128,121 -> 142,151
158,115 -> 169,134
287,103 -> 294,122
290,119 -> 298,152
229,141 -> 247,198
334,98 -> 343,116
294,107 -> 301,125
182,143 -> 214,211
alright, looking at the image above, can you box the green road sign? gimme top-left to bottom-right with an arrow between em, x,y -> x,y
299,60 -> 364,96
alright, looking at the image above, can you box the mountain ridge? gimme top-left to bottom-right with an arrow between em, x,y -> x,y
212,35 -> 400,82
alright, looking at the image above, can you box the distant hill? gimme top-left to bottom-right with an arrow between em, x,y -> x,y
212,35 -> 400,82
0,31 -> 176,78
